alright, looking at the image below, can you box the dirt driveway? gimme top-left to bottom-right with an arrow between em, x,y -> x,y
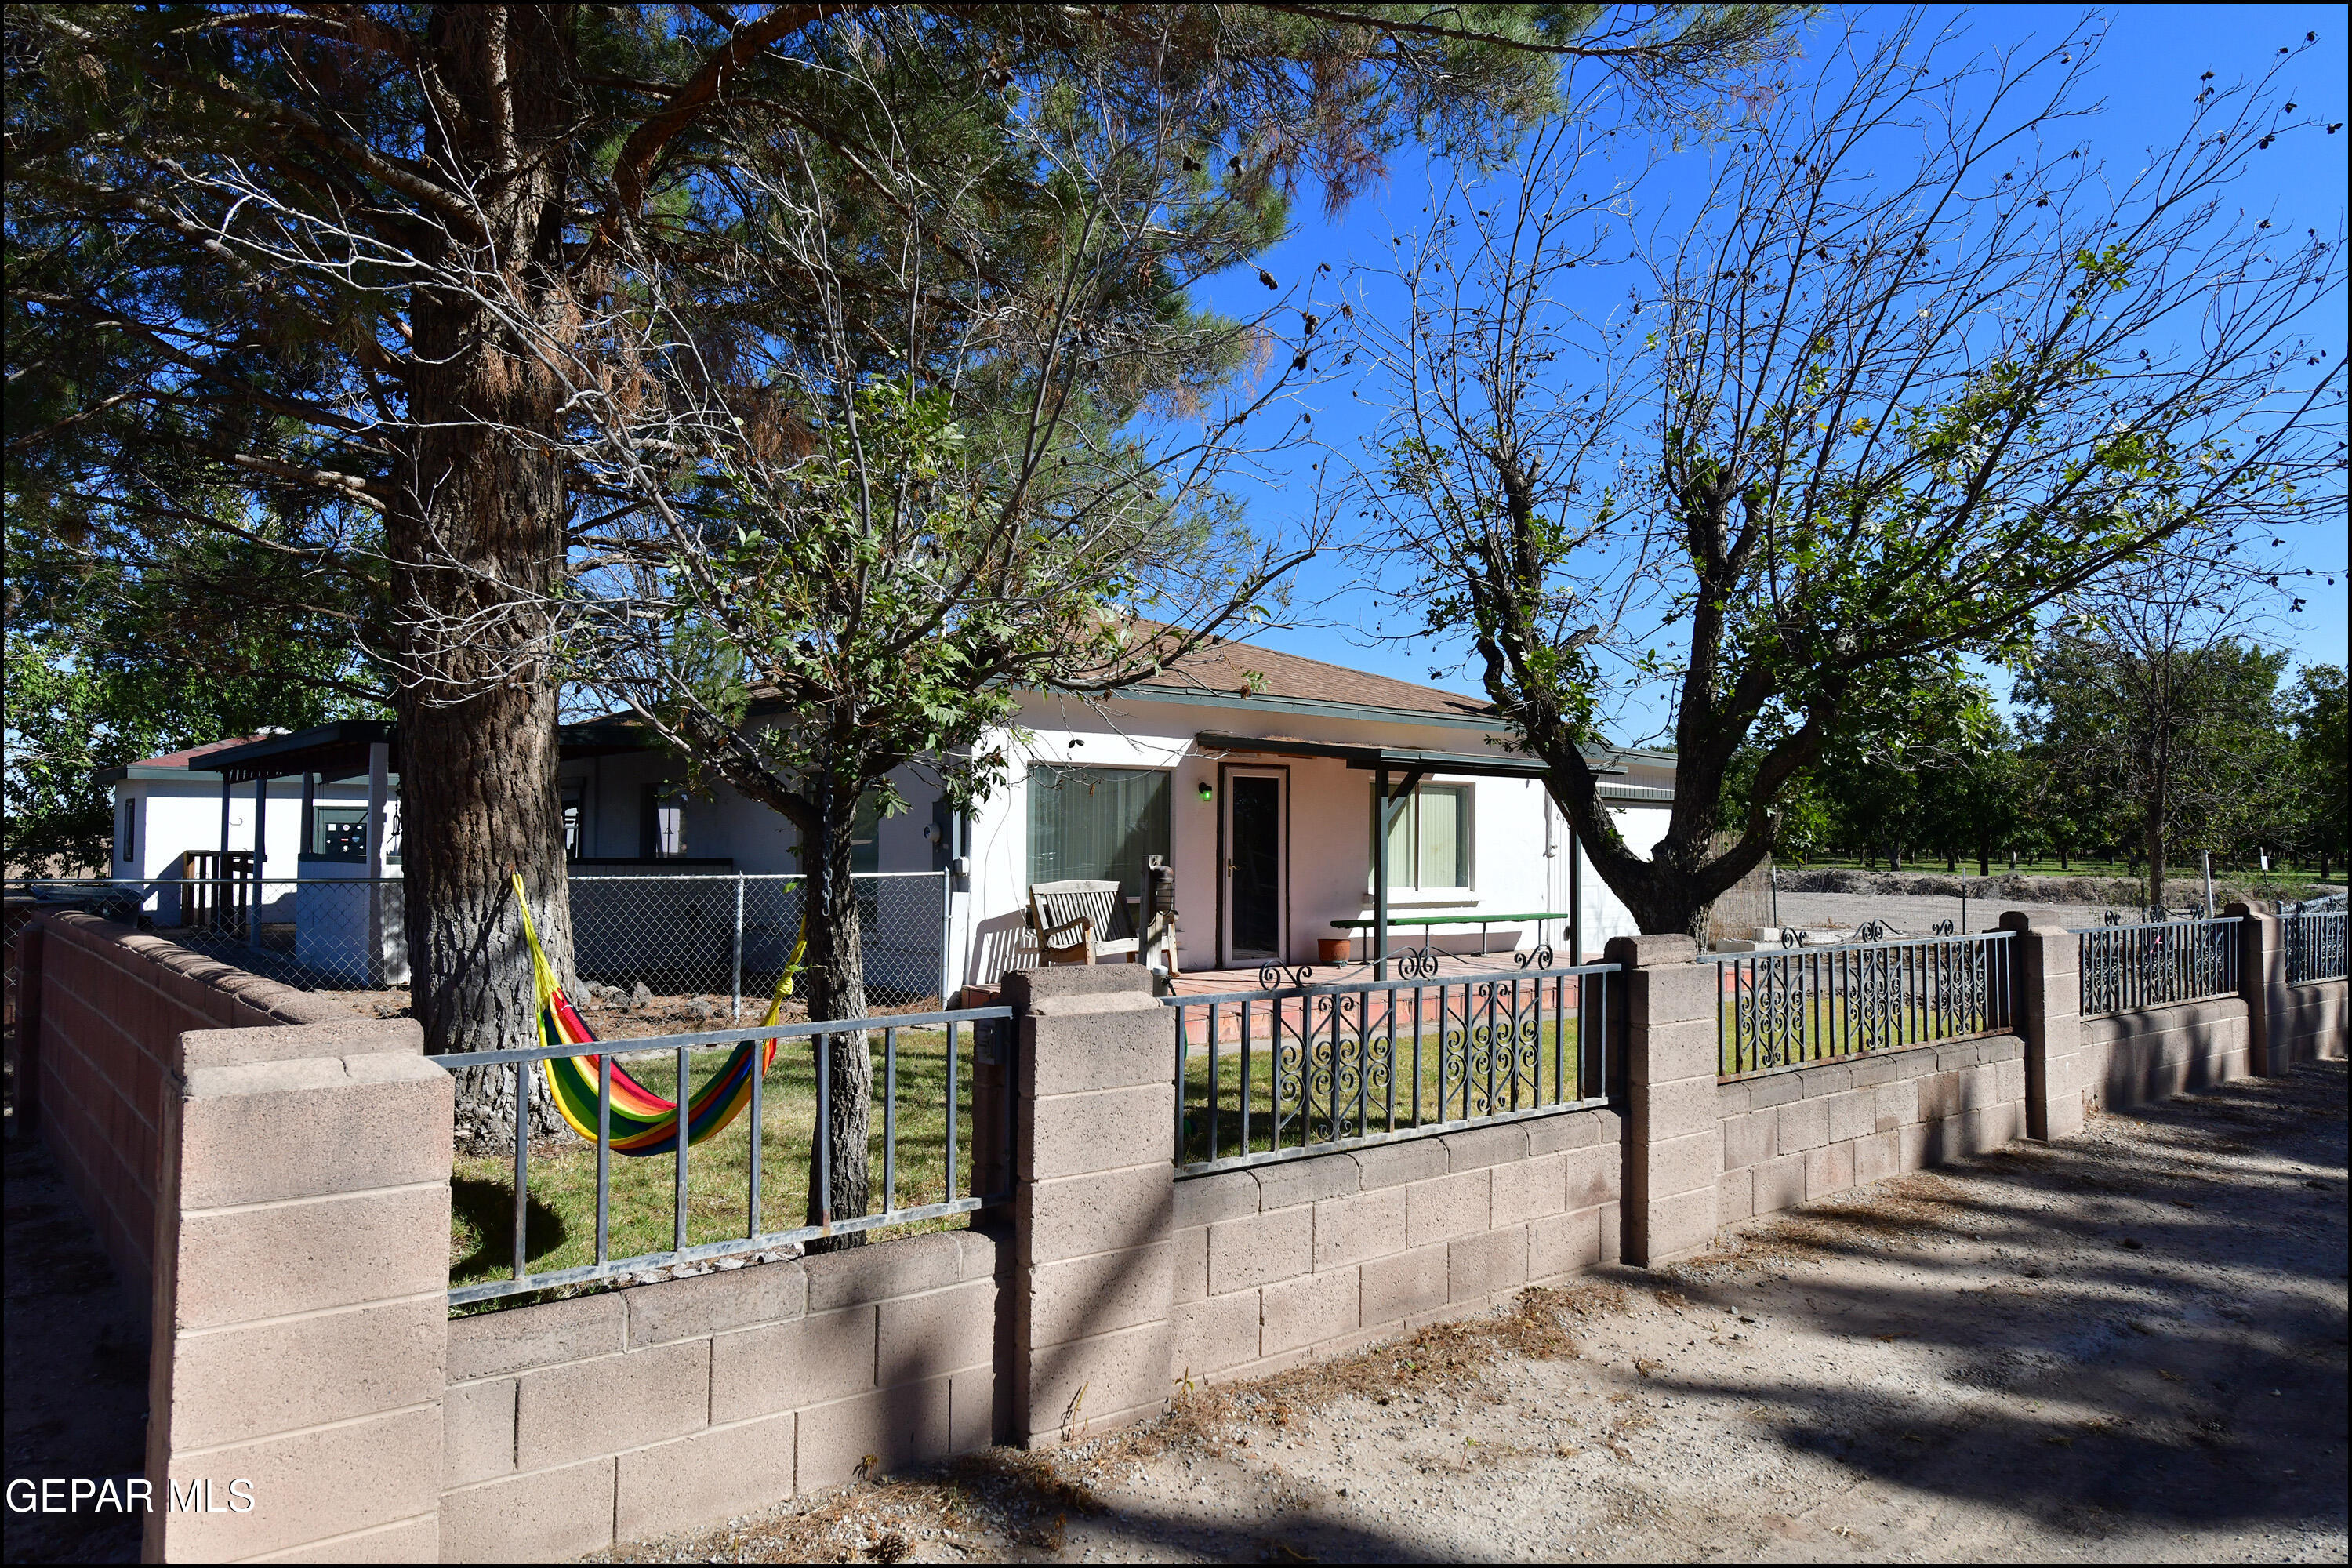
605,1058 -> 2348,1564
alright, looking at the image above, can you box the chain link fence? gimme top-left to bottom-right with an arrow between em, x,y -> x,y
568,872 -> 949,1013
2,870 -> 952,1025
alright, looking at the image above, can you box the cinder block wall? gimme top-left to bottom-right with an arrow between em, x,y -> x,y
1167,1109 -> 1622,1389
2078,997 -> 2251,1113
1716,1036 -> 2026,1226
437,1229 -> 1000,1563
19,912 -> 349,1310
145,1021 -> 452,1563
2272,981 -> 2348,1065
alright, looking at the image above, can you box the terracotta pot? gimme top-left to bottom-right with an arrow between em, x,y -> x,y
1316,937 -> 1352,964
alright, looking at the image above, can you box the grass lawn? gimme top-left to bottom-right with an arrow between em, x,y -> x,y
1177,1013 -> 1600,1164
451,1024 -> 988,1297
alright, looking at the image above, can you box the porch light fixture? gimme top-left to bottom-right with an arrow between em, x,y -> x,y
1197,781 -> 1214,802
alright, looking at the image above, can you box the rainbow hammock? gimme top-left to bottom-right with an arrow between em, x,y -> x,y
512,872 -> 792,1157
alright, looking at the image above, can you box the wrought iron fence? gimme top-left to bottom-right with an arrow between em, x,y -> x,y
441,1004 -> 1014,1306
0,870 -> 951,1015
1706,930 -> 2015,1079
2283,903 -> 2348,984
1166,959 -> 1620,1174
2072,917 -> 2240,1017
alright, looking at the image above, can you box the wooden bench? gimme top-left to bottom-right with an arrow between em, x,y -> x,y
1027,880 -> 1141,966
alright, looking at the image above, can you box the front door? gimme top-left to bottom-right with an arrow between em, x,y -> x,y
1221,768 -> 1286,966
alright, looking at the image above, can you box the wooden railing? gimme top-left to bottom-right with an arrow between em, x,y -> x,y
180,850 -> 256,936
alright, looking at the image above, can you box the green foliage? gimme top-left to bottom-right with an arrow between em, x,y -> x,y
4,628 -> 377,874
2015,633 -> 2293,882
2285,665 -> 2348,873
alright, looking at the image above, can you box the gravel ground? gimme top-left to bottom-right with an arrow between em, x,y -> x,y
603,1058 -> 2349,1565
1757,890 -> 2125,938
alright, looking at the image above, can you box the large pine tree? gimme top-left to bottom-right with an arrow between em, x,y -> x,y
5,5 -> 1791,1135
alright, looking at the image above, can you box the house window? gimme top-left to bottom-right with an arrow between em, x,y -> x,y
1027,766 -> 1171,898
642,784 -> 686,858
312,806 -> 368,861
851,793 -> 882,875
1373,783 -> 1473,891
561,786 -> 584,859
116,798 -> 136,865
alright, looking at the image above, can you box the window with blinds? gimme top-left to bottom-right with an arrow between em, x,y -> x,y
1027,765 -> 1171,897
1374,783 -> 1473,891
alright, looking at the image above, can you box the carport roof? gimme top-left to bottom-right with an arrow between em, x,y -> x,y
178,716 -> 653,785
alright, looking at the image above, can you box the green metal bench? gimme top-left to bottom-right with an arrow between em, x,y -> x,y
1329,909 -> 1572,972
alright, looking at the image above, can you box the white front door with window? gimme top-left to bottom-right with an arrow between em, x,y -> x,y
1221,768 -> 1287,966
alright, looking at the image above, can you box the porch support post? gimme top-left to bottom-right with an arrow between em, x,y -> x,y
1374,765 -> 1390,980
217,773 -> 233,933
250,773 -> 267,950
1569,820 -> 1584,964
365,741 -> 391,985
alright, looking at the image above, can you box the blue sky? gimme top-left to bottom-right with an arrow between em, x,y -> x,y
1188,4 -> 2349,736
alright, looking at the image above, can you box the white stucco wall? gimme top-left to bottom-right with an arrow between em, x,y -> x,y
103,698 -> 1679,994
108,775 -> 376,909
949,691 -> 1678,986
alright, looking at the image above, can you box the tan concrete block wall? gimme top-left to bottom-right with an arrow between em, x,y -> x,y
2272,978 -> 2348,1065
1003,967 -> 1180,1445
438,1227 -> 999,1563
1612,938 -> 1721,1265
1999,919 -> 2085,1141
145,1028 -> 452,1564
2078,996 -> 2252,1113
1165,1105 -> 1622,1390
1717,1035 -> 2027,1225
23,912 -> 352,1310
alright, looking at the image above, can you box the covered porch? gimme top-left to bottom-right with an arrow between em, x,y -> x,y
1190,731 -> 1610,980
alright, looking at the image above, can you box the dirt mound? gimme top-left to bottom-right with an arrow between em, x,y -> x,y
1772,868 -> 2332,908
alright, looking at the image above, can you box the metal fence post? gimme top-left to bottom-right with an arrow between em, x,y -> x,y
732,873 -> 746,1022
938,867 -> 953,1009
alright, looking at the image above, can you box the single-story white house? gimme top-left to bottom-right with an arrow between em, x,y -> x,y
98,637 -> 1677,995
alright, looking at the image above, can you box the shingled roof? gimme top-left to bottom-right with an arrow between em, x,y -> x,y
1133,633 -> 1494,719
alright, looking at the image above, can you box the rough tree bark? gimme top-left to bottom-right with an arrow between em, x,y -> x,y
799,774 -> 873,1253
390,5 -> 580,1145
2143,757 -> 2172,914
691,738 -> 880,1251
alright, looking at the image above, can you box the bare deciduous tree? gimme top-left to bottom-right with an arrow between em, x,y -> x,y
1353,16 -> 2345,942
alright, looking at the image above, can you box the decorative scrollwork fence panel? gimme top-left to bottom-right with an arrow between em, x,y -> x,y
2282,905 -> 2348,985
1167,960 -> 1619,1173
2073,917 -> 2240,1018
1706,931 -> 2014,1079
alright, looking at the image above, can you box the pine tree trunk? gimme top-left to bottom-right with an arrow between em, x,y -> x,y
390,6 -> 581,1148
803,783 -> 873,1252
